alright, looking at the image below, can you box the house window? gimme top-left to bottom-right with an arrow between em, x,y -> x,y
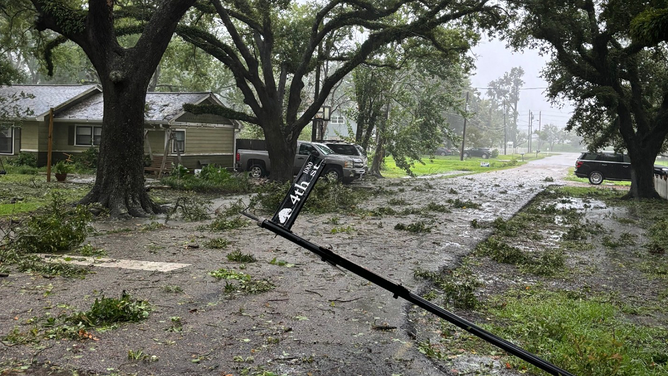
75,125 -> 102,146
172,130 -> 185,153
330,116 -> 345,124
0,123 -> 13,154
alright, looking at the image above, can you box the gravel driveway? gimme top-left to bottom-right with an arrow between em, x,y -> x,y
1,153 -> 579,376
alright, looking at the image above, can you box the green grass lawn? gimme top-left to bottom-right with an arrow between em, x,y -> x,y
379,153 -> 547,178
0,172 -> 91,217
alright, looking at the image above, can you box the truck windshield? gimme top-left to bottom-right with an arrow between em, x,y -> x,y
314,143 -> 334,155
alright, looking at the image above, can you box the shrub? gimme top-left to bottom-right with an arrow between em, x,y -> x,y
171,164 -> 189,178
76,147 -> 98,169
161,169 -> 252,193
199,165 -> 232,183
8,152 -> 37,167
491,149 -> 499,158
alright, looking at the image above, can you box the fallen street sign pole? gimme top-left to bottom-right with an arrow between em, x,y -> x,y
240,158 -> 576,376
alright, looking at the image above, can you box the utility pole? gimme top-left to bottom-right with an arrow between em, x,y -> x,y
503,101 -> 507,156
528,111 -> 534,153
538,111 -> 542,152
459,92 -> 469,161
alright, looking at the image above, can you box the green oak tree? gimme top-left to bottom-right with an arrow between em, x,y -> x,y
22,0 -> 197,216
179,0 -> 501,182
508,0 -> 668,198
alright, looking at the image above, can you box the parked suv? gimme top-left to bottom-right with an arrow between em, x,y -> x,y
575,152 -> 668,185
463,148 -> 492,159
324,141 -> 368,173
434,147 -> 454,156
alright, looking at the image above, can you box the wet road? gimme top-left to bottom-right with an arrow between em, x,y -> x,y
0,153 -> 580,376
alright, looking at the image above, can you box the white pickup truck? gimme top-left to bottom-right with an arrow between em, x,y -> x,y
236,141 -> 365,183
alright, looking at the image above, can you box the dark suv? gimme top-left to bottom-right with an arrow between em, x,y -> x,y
463,148 -> 492,159
575,152 -> 668,185
324,141 -> 368,173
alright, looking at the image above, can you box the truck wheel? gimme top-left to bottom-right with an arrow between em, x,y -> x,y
482,153 -> 489,159
588,171 -> 604,185
463,152 -> 469,158
323,167 -> 342,183
249,164 -> 265,178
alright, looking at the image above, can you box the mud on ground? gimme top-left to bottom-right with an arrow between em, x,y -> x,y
1,154 -> 666,376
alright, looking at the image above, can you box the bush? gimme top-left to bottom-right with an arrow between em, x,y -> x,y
7,152 -> 37,167
171,164 -> 189,178
491,149 -> 499,158
161,166 -> 252,193
76,147 -> 98,170
199,165 -> 231,183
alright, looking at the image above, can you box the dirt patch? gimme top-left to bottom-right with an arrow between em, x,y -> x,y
2,154 -> 665,376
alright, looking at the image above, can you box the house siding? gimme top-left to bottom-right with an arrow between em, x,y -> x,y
144,127 -> 235,169
145,130 -> 167,155
177,127 -> 234,154
19,121 -> 40,151
52,123 -> 71,151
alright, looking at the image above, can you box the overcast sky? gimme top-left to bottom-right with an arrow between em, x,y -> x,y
469,37 -> 574,130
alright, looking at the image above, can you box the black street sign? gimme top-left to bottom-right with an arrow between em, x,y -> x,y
270,153 -> 325,230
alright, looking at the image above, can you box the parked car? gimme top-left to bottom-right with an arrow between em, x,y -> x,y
574,152 -> 668,185
236,141 -> 365,183
434,147 -> 454,156
324,141 -> 368,173
463,148 -> 492,159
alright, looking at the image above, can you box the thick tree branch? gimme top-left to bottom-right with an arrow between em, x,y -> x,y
183,103 -> 258,124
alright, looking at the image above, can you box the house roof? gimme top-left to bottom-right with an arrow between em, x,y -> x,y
1,85 -> 236,126
56,91 -> 227,124
0,84 -> 100,120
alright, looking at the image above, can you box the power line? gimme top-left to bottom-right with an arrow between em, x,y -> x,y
472,86 -> 548,90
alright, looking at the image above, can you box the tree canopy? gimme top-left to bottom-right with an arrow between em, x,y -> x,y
507,0 -> 668,198
178,0 -> 501,182
21,0 -> 198,217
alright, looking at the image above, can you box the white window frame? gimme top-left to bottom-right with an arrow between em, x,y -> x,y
172,130 -> 186,154
0,122 -> 14,154
331,115 -> 344,124
75,125 -> 102,146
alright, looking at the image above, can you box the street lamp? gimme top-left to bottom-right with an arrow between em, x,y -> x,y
312,105 -> 331,141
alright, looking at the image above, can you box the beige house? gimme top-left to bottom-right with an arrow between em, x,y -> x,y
0,85 -> 239,170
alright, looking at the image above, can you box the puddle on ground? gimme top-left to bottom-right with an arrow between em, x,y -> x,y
555,197 -> 606,210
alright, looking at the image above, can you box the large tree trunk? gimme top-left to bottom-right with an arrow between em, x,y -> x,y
263,118 -> 298,183
627,161 -> 660,199
618,102 -> 666,199
80,83 -> 161,217
369,135 -> 385,177
626,143 -> 661,199
30,0 -> 197,217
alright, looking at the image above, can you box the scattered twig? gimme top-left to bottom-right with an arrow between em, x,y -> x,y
328,297 -> 362,303
305,289 -> 323,297
372,325 -> 397,331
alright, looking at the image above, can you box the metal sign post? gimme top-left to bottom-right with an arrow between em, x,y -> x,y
242,158 -> 575,376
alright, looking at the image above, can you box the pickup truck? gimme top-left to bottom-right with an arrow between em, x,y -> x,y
236,141 -> 366,183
